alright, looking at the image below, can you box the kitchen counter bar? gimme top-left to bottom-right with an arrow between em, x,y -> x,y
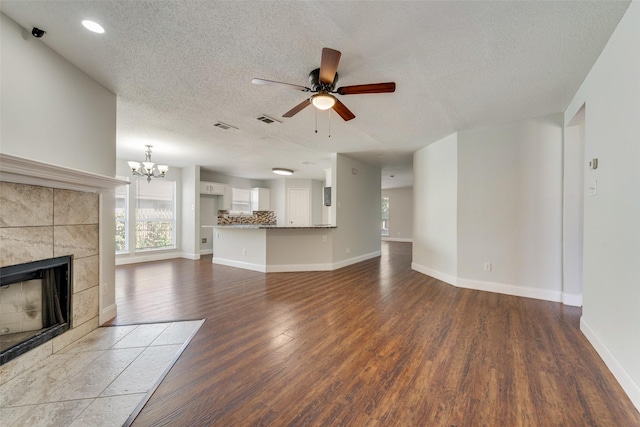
213,224 -> 337,229
212,225 -> 336,272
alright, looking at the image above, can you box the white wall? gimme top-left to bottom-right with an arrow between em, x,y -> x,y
265,179 -> 286,226
200,171 -> 266,189
412,134 -> 458,282
200,195 -> 217,253
457,114 -> 563,299
311,179 -> 324,226
213,228 -> 267,271
1,13 -> 118,319
382,187 -> 413,242
1,13 -> 115,176
181,165 -> 200,259
563,112 -> 585,305
564,2 -> 640,410
266,229 -> 333,270
263,178 -> 325,226
331,154 -> 381,264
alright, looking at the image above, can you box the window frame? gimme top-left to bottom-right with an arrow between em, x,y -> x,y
381,196 -> 390,236
115,177 -> 130,254
134,178 -> 177,252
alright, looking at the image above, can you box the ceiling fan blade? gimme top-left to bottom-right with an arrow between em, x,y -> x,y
332,98 -> 356,121
252,78 -> 309,91
336,82 -> 396,95
319,48 -> 341,85
283,99 -> 311,117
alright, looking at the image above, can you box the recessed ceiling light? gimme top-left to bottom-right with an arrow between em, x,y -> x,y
82,20 -> 105,34
272,168 -> 293,176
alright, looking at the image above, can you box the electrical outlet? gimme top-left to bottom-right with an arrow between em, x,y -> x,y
346,247 -> 350,254
322,235 -> 327,242
201,238 -> 207,243
242,248 -> 247,256
484,262 -> 492,272
216,233 -> 220,239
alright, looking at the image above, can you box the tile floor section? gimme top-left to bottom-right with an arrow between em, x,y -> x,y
0,320 -> 204,426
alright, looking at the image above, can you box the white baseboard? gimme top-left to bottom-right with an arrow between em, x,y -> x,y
411,263 -> 563,303
199,249 -> 213,255
456,277 -> 562,302
116,252 -> 182,265
581,317 -> 640,412
382,237 -> 413,243
213,251 -> 381,273
116,251 -> 200,265
99,303 -> 117,325
562,292 -> 583,307
411,263 -> 457,286
266,263 -> 334,272
212,257 -> 266,272
332,251 -> 381,270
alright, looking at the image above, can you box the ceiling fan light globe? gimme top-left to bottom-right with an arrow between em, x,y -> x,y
311,94 -> 336,110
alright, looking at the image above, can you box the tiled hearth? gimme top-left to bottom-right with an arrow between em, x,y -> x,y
0,319 -> 203,426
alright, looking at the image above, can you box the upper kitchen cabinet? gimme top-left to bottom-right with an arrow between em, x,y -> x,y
200,181 -> 225,195
251,187 -> 271,211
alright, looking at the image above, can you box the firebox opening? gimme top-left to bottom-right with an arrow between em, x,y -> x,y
0,255 -> 72,365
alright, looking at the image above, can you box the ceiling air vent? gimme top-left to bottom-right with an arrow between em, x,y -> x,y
213,122 -> 238,131
256,114 -> 282,125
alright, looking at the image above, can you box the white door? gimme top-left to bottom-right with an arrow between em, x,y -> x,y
287,188 -> 310,227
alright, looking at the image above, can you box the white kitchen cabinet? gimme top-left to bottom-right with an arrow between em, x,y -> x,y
221,185 -> 233,210
251,187 -> 271,211
200,181 -> 225,195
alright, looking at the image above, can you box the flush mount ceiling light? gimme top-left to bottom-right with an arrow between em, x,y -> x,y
82,20 -> 105,34
272,168 -> 294,176
310,93 -> 336,110
128,145 -> 169,183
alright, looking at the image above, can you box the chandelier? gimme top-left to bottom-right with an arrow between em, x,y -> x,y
127,145 -> 169,183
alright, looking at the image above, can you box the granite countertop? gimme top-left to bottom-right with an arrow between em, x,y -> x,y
213,224 -> 337,229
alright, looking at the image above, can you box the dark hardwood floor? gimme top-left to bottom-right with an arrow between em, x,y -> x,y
110,242 -> 640,426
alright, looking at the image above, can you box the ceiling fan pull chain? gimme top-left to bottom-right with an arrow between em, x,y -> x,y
328,109 -> 331,138
315,107 -> 318,134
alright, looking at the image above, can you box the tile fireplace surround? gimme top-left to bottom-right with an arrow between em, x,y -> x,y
0,182 -> 100,373
0,153 -> 127,385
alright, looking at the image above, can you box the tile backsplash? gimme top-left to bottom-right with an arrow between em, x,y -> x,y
217,210 -> 276,225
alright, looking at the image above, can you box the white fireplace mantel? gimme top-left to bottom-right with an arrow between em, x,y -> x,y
0,153 -> 128,192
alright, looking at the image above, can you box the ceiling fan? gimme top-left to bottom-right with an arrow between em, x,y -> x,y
252,48 -> 396,121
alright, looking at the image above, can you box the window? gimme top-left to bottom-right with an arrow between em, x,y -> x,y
115,180 -> 129,253
381,197 -> 389,236
231,188 -> 251,215
135,179 -> 176,250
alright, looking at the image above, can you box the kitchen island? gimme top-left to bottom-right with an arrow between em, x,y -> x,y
212,224 -> 338,272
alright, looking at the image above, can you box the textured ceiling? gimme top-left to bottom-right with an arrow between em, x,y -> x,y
0,1 -> 630,188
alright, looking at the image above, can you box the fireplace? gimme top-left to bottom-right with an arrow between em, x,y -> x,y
0,256 -> 72,365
